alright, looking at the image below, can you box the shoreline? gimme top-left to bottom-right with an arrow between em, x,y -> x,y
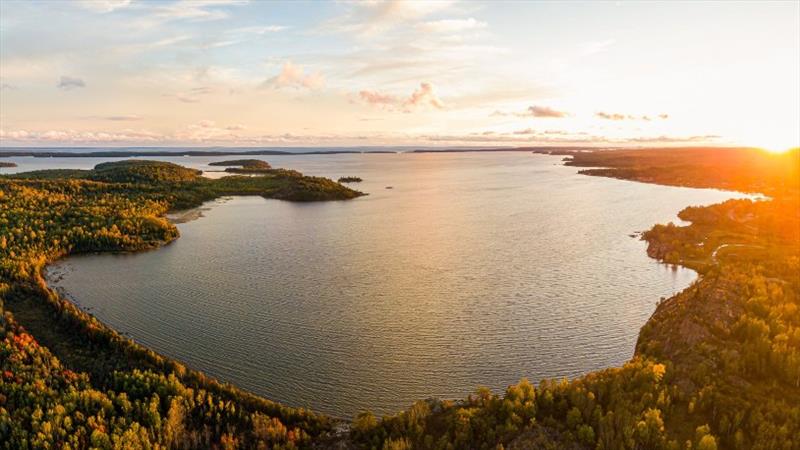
9,148 -> 792,447
0,145 -> 746,159
35,206 -> 356,424
34,163 -> 740,421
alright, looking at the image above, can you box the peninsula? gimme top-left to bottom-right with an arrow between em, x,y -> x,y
1,148 -> 798,449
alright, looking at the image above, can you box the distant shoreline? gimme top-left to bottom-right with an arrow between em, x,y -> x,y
0,146 -> 591,158
0,145 -> 766,159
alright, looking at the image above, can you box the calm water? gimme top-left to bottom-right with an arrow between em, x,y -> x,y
19,152 -> 747,418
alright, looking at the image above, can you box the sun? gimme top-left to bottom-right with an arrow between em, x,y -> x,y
745,133 -> 799,154
759,145 -> 798,154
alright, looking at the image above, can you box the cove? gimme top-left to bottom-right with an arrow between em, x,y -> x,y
45,152 -> 749,418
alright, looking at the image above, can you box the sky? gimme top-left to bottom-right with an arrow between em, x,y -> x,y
0,0 -> 799,149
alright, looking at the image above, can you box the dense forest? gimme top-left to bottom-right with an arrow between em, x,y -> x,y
208,160 -> 273,174
1,150 -> 799,449
0,161 -> 359,448
560,147 -> 800,197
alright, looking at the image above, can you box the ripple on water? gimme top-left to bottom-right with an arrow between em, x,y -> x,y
45,152 -> 750,418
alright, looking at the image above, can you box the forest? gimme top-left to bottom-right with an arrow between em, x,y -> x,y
208,160 -> 273,174
1,150 -> 799,449
0,161 -> 358,448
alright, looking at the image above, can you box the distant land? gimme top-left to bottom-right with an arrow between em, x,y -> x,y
0,145 -> 762,158
0,145 -> 585,158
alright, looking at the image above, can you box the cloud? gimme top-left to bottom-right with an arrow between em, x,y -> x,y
167,86 -> 214,103
404,82 -> 444,110
232,25 -> 287,34
185,120 -> 247,132
417,131 -> 722,145
490,106 -> 569,118
76,0 -> 131,13
325,0 -> 456,37
150,0 -> 247,23
1,83 -> 16,90
0,125 -> 724,147
522,106 -> 569,118
581,39 -> 616,55
628,134 -> 720,143
596,111 -> 627,121
596,111 -> 670,121
265,61 -> 325,90
205,25 -> 288,48
0,128 -> 163,143
101,115 -> 142,121
359,90 -> 398,107
175,119 -> 251,141
358,82 -> 445,112
417,18 -> 487,33
57,76 -> 86,90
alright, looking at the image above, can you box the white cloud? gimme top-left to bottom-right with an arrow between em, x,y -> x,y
324,0 -> 457,37
265,61 -> 325,90
359,90 -> 398,107
0,124 -> 725,147
358,82 -> 445,112
491,105 -> 569,118
580,39 -> 616,55
76,0 -> 132,13
0,128 -> 163,143
154,0 -> 247,22
596,111 -> 670,121
231,25 -> 287,34
417,18 -> 487,33
404,82 -> 444,110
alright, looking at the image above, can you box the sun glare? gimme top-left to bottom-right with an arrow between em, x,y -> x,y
759,144 -> 798,154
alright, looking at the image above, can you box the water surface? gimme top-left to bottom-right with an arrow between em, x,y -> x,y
39,152 -> 747,418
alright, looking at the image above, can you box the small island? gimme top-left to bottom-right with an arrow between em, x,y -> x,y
338,176 -> 363,183
209,159 -> 273,174
0,161 -> 17,168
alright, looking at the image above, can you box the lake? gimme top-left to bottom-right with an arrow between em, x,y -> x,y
8,151 -> 748,418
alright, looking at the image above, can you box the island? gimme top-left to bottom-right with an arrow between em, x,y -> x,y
208,159 -> 273,174
338,176 -> 363,183
0,161 -> 17,168
1,149 -> 798,449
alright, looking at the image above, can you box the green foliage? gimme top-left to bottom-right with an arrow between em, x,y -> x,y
90,160 -> 203,183
9,169 -> 92,180
564,147 -> 800,197
0,306 -> 323,449
350,195 -> 800,448
1,152 -> 798,449
0,160 -> 361,448
208,159 -> 273,173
